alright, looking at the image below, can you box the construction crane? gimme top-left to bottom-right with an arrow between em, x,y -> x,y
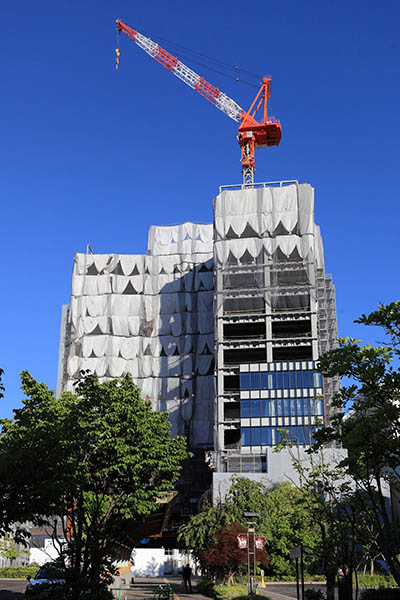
116,20 -> 282,185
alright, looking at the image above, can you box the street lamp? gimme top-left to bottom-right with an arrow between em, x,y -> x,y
244,512 -> 259,595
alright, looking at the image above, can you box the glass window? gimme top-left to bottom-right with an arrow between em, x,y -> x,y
250,373 -> 260,390
304,371 -> 312,388
252,428 -> 261,445
311,397 -> 323,416
276,372 -> 283,389
261,399 -> 268,417
295,371 -> 302,388
283,372 -> 290,389
260,372 -> 268,390
290,398 -> 297,416
297,398 -> 304,416
261,428 -> 272,445
290,371 -> 296,388
240,373 -> 250,390
251,400 -> 261,417
242,428 -> 251,446
277,399 -> 284,416
271,373 -> 277,389
284,398 -> 290,416
241,400 -> 251,418
313,371 -> 322,388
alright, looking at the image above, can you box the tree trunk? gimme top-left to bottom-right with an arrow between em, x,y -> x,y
326,569 -> 336,600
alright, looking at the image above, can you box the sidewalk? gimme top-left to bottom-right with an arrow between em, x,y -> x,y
109,576 -> 212,600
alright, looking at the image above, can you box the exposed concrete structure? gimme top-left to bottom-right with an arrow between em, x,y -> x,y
212,181 -> 339,485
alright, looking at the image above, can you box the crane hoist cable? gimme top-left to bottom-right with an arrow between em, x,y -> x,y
115,19 -> 282,185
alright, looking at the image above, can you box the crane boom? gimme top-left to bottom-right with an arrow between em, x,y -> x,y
116,20 -> 244,123
116,20 -> 282,185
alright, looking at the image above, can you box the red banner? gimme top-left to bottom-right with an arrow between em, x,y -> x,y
255,536 -> 265,549
237,534 -> 247,549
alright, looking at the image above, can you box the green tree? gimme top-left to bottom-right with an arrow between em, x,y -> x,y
0,534 -> 29,564
200,523 -> 268,585
0,372 -> 188,599
178,477 -> 319,578
311,301 -> 400,586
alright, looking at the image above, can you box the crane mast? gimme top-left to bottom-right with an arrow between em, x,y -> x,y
116,20 -> 282,185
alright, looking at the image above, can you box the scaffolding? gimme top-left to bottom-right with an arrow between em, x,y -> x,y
212,182 -> 339,472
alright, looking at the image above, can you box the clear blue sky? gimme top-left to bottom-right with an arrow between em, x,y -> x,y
1,0 -> 399,418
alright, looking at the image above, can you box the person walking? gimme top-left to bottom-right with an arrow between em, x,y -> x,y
183,563 -> 192,593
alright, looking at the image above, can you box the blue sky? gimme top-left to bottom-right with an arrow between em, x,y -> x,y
1,0 -> 399,418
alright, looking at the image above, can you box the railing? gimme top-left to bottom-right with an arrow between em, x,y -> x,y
219,179 -> 299,193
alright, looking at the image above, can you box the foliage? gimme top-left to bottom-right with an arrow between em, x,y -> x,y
200,523 -> 268,584
359,589 -> 400,600
357,574 -> 397,588
304,590 -> 326,600
0,564 -> 39,578
179,477 -> 319,579
0,372 -> 188,600
0,534 -> 29,563
262,481 -> 319,577
198,581 -> 270,600
312,302 -> 400,585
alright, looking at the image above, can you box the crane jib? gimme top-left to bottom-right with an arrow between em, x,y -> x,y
116,19 -> 282,184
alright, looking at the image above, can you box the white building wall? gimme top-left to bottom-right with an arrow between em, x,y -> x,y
131,548 -> 190,577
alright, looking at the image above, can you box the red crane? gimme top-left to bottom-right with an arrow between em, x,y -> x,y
116,20 -> 282,185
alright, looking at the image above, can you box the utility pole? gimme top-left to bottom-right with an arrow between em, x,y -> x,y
244,512 -> 259,595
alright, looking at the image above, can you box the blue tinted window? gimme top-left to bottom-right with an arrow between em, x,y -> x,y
242,428 -> 251,446
251,400 -> 261,417
252,428 -> 261,445
261,399 -> 269,417
241,400 -> 251,418
297,398 -> 304,415
290,398 -> 297,416
277,399 -> 284,416
283,372 -> 290,388
276,372 -> 283,389
260,372 -> 268,389
313,372 -> 322,388
284,398 -> 290,416
240,373 -> 250,390
311,397 -> 323,415
261,428 -> 272,445
304,371 -> 311,388
271,373 -> 277,389
250,373 -> 260,389
290,371 -> 296,388
295,371 -> 302,388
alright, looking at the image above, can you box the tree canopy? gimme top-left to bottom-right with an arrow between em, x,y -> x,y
0,372 -> 188,599
312,302 -> 400,585
178,477 -> 319,578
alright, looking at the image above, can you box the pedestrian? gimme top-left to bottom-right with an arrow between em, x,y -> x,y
183,563 -> 192,593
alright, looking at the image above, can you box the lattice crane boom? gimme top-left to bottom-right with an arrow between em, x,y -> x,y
116,20 -> 282,185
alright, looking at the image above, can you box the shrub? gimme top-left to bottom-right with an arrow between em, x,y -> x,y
357,574 -> 397,588
304,590 -> 326,600
360,589 -> 400,600
0,564 -> 39,578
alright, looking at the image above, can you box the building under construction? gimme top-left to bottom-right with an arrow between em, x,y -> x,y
57,178 -> 339,519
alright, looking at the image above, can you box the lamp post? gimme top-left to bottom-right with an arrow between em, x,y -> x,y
244,512 -> 259,595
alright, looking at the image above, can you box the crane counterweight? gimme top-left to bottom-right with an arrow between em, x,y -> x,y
116,19 -> 282,184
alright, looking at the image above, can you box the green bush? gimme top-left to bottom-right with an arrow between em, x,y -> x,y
304,590 -> 326,600
359,588 -> 400,600
0,564 -> 39,578
197,581 -> 271,600
357,574 -> 397,588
